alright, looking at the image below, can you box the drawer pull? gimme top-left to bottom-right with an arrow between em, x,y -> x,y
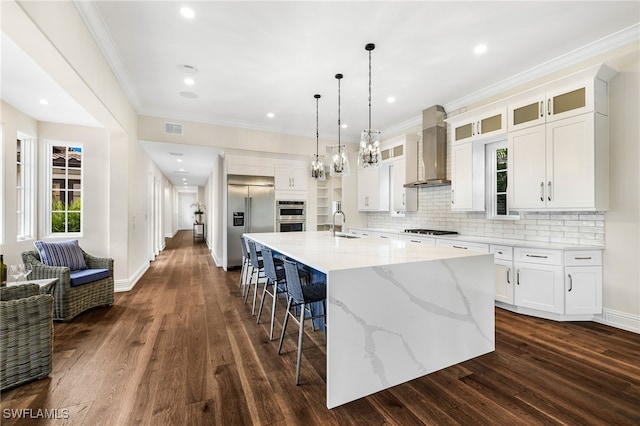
568,273 -> 573,292
526,254 -> 548,259
574,256 -> 592,260
497,251 -> 503,255
506,268 -> 511,284
380,236 -> 388,239
516,270 -> 520,285
453,245 -> 468,250
410,240 -> 421,243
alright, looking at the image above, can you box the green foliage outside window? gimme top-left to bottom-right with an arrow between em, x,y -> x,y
52,198 -> 81,233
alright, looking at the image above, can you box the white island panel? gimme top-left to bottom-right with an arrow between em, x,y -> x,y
326,256 -> 494,408
243,231 -> 495,408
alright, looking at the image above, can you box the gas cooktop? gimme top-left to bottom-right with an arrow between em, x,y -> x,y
404,229 -> 458,236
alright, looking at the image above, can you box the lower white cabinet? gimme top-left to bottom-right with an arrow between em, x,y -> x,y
564,250 -> 603,314
491,245 -> 514,305
436,239 -> 489,253
514,261 -> 565,314
398,234 -> 436,245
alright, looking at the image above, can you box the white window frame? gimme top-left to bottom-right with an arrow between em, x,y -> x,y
46,141 -> 84,236
16,133 -> 36,241
485,140 -> 519,220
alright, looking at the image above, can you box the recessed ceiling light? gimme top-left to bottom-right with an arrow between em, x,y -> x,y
179,91 -> 198,99
39,99 -> 49,105
180,168 -> 185,172
474,44 -> 488,55
177,158 -> 183,162
184,77 -> 194,86
387,96 -> 396,103
182,178 -> 187,181
180,7 -> 195,19
267,113 -> 275,118
341,124 -> 348,129
178,64 -> 198,74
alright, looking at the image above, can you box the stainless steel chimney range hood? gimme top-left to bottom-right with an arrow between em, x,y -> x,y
404,105 -> 451,187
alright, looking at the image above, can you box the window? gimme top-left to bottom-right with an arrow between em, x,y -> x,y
486,140 -> 519,220
16,134 -> 36,240
48,142 -> 83,234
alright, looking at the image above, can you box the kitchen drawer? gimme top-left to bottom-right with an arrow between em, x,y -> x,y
490,244 -> 513,261
564,250 -> 602,266
514,247 -> 562,265
398,234 -> 436,246
349,229 -> 371,237
373,232 -> 398,240
436,239 -> 489,253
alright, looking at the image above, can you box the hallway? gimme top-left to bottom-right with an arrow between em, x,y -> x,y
1,230 -> 639,425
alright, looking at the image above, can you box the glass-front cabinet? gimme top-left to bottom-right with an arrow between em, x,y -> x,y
449,107 -> 507,144
508,80 -> 600,132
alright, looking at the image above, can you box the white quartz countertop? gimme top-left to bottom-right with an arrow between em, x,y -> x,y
244,231 -> 491,274
351,228 -> 603,250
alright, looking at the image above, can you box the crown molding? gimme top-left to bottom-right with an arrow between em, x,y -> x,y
73,0 -> 141,111
445,23 -> 640,113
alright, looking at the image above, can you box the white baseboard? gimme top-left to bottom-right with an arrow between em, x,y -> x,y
114,262 -> 149,293
593,308 -> 640,334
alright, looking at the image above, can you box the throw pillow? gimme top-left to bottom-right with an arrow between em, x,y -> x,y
34,240 -> 88,270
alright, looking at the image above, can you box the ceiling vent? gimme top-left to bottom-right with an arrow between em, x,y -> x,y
164,122 -> 183,135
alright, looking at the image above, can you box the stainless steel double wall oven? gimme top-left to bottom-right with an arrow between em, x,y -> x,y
276,200 -> 305,232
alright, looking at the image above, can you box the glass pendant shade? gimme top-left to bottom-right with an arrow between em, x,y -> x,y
358,43 -> 382,168
311,154 -> 326,180
358,129 -> 381,168
330,148 -> 350,177
330,73 -> 350,177
311,94 -> 326,180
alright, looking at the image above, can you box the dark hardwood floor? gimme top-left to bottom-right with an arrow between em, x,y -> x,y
2,230 -> 639,425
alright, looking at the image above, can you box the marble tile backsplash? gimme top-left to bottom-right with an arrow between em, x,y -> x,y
366,186 -> 605,246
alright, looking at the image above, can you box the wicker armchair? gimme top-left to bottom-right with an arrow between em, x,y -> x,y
0,284 -> 54,391
22,250 -> 114,321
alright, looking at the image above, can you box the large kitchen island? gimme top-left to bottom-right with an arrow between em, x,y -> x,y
244,231 -> 495,409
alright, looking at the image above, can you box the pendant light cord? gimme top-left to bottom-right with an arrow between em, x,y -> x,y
315,94 -> 320,156
365,43 -> 375,139
336,73 -> 343,155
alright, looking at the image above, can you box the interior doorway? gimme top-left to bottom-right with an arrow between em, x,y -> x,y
179,193 -> 197,230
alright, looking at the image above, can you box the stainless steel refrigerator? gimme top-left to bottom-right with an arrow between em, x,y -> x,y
227,174 -> 275,268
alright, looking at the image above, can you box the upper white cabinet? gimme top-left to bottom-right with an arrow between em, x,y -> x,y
448,107 -> 507,144
507,79 -> 606,132
451,142 -> 485,211
357,165 -> 389,211
382,134 -> 419,212
508,111 -> 608,211
275,160 -> 308,200
506,65 -> 615,212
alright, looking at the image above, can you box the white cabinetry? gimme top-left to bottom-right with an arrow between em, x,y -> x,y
491,245 -> 514,305
381,134 -> 418,212
449,107 -> 507,144
507,79 -> 605,132
436,239 -> 489,253
508,112 -> 607,211
275,160 -> 308,200
451,142 -> 485,211
513,248 -> 564,314
564,251 -> 602,315
398,234 -> 436,246
357,165 -> 389,211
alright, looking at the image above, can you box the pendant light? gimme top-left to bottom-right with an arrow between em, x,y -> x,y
330,73 -> 350,177
311,94 -> 326,180
358,43 -> 381,168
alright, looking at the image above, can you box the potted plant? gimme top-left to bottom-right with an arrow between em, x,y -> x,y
191,202 -> 205,224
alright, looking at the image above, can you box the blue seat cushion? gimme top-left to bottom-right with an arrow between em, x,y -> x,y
70,268 -> 111,287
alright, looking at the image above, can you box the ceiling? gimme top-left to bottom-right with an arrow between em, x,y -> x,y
2,1 -> 639,190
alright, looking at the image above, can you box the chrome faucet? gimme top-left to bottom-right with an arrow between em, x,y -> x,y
332,201 -> 346,236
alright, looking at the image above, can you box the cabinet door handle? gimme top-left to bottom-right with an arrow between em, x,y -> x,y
547,181 -> 552,201
451,189 -> 455,204
380,235 -> 388,239
574,256 -> 592,260
516,269 -> 520,285
453,245 -> 468,250
526,254 -> 549,259
477,120 -> 481,135
402,193 -> 405,206
539,101 -> 544,118
540,182 -> 544,202
506,268 -> 511,284
410,239 -> 421,243
472,122 -> 476,136
547,98 -> 552,116
568,273 -> 573,292
497,251 -> 503,255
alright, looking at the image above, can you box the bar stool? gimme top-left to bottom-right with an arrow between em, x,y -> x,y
246,240 -> 267,315
277,258 -> 326,385
256,247 -> 287,340
257,248 -> 312,340
238,236 -> 251,296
